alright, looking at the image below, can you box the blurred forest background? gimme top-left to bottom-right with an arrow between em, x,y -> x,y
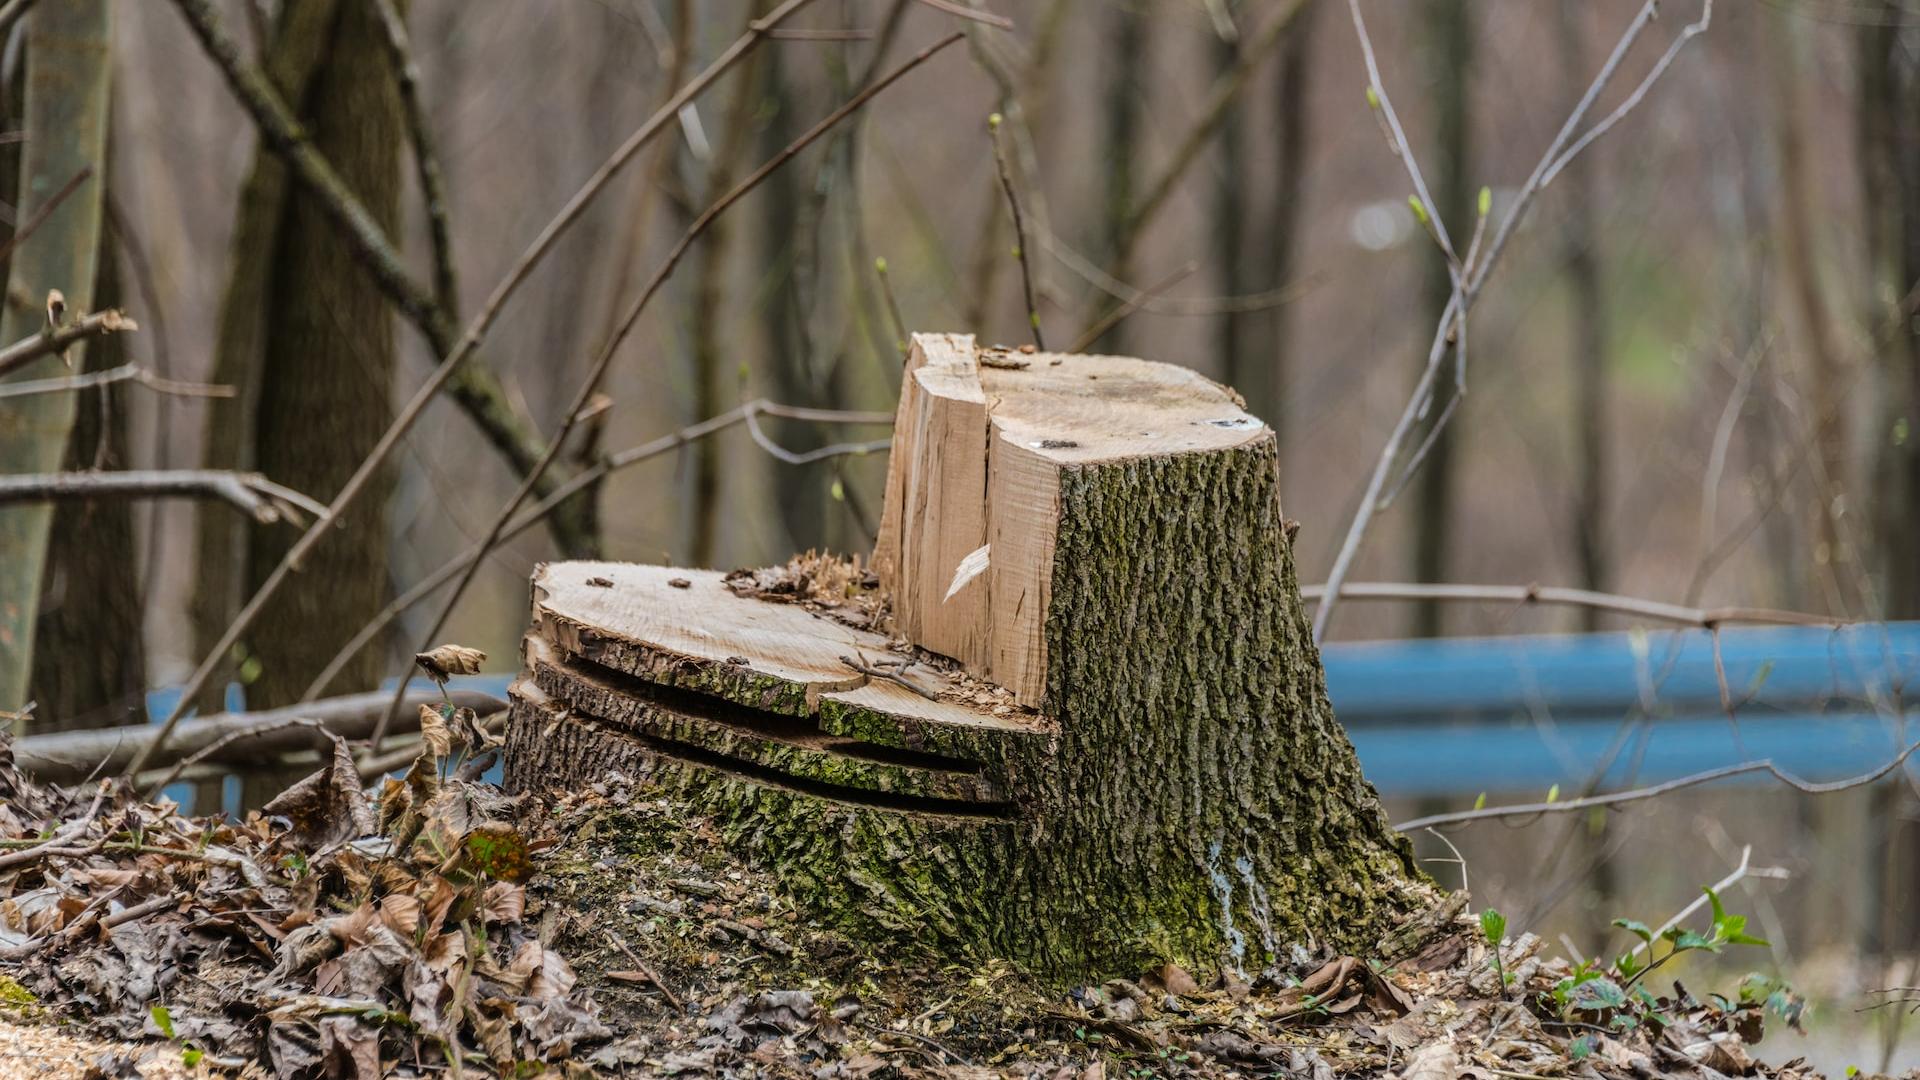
1,0 -> 1918,1069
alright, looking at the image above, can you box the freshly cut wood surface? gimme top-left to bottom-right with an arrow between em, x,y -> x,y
530,561 -> 1045,737
873,333 -> 1271,705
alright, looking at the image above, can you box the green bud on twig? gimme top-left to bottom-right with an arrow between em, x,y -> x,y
1477,186 -> 1492,218
1365,86 -> 1380,110
1408,196 -> 1428,226
988,112 -> 1003,129
874,256 -> 889,274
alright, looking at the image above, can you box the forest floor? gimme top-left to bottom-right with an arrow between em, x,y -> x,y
0,725 -> 1895,1079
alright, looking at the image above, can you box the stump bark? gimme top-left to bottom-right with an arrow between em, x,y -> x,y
506,333 -> 1431,980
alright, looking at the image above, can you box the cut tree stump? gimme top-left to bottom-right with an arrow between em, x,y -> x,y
506,333 -> 1432,981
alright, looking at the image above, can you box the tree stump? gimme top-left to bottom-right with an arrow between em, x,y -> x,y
506,333 -> 1432,981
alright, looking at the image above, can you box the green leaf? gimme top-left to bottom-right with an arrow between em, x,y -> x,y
1546,783 -> 1560,803
1570,1036 -> 1592,1060
1478,908 -> 1507,946
1705,886 -> 1728,925
1612,918 -> 1653,944
150,1004 -> 176,1040
1473,791 -> 1486,810
1613,951 -> 1644,981
1726,931 -> 1770,947
1744,660 -> 1774,696
182,1047 -> 203,1067
1663,928 -> 1713,951
1570,976 -> 1627,1012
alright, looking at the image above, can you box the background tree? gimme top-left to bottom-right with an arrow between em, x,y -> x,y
0,0 -> 113,723
192,0 -> 405,709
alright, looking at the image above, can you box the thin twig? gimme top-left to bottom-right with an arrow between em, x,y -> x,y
1395,737 -> 1920,832
1298,581 -> 1840,629
743,409 -> 890,465
0,469 -> 326,523
0,362 -> 228,401
0,781 -> 107,873
1314,0 -> 1708,642
366,33 -> 966,758
141,716 -> 321,796
1540,1 -> 1717,189
0,165 -> 93,267
913,0 -> 1012,30
0,308 -> 137,379
370,0 -> 458,320
126,0 -> 823,778
988,112 -> 1044,349
1628,846 -> 1789,958
298,401 -> 891,701
1067,262 -> 1196,354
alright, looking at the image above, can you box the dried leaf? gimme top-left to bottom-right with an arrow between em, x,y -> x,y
1402,1040 -> 1459,1080
482,881 -> 525,924
414,643 -> 486,684
417,704 -> 451,761
262,735 -> 376,851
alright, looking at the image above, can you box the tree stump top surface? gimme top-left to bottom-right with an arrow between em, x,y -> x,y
530,561 -> 1049,737
970,342 -> 1267,465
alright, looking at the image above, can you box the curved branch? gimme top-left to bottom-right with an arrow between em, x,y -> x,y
0,469 -> 326,523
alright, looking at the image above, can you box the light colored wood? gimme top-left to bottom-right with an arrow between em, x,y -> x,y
529,562 -> 1046,738
875,333 -> 1271,706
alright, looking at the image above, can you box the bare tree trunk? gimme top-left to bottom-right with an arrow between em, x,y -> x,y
30,217 -> 144,730
1771,17 -> 1859,617
1092,0 -> 1147,354
1556,4 -> 1610,634
231,0 -> 406,713
0,0 -> 113,720
190,0 -> 342,711
1211,32 -> 1247,398
683,24 -> 765,567
1248,0 -> 1317,437
1409,0 -> 1471,639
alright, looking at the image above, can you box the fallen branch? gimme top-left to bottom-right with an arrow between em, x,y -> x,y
0,307 -> 137,379
0,361 -> 228,400
0,781 -> 107,873
0,469 -> 326,524
15,687 -> 503,786
1395,736 -> 1920,832
1298,581 -> 1839,629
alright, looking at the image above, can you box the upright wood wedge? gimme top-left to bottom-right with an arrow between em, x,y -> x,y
507,333 -> 1432,981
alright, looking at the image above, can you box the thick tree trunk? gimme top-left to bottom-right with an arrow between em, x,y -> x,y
189,0 -> 342,709
0,0 -> 113,718
231,0 -> 405,713
31,222 -> 145,729
505,334 -> 1430,982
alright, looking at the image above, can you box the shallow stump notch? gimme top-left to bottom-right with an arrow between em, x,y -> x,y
506,333 -> 1431,981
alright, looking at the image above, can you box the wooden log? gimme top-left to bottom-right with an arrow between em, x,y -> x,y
506,333 -> 1434,981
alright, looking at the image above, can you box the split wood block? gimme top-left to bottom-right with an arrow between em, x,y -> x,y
506,334 -> 1432,981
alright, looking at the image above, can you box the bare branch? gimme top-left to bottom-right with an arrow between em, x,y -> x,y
1394,738 -> 1920,832
914,0 -> 1012,30
370,0 -> 458,319
1299,580 -> 1840,629
14,688 -> 503,786
0,307 -> 136,379
988,112 -> 1044,349
0,469 -> 326,523
1313,0 -> 1710,642
1067,262 -> 1196,354
0,0 -> 39,40
128,0 -> 827,778
1540,0 -> 1716,190
0,362 -> 228,401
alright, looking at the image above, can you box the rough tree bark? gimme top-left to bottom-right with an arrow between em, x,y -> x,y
0,0 -> 112,719
197,0 -> 406,713
505,333 -> 1431,982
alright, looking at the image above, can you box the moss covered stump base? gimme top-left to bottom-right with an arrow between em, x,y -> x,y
506,333 -> 1436,983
